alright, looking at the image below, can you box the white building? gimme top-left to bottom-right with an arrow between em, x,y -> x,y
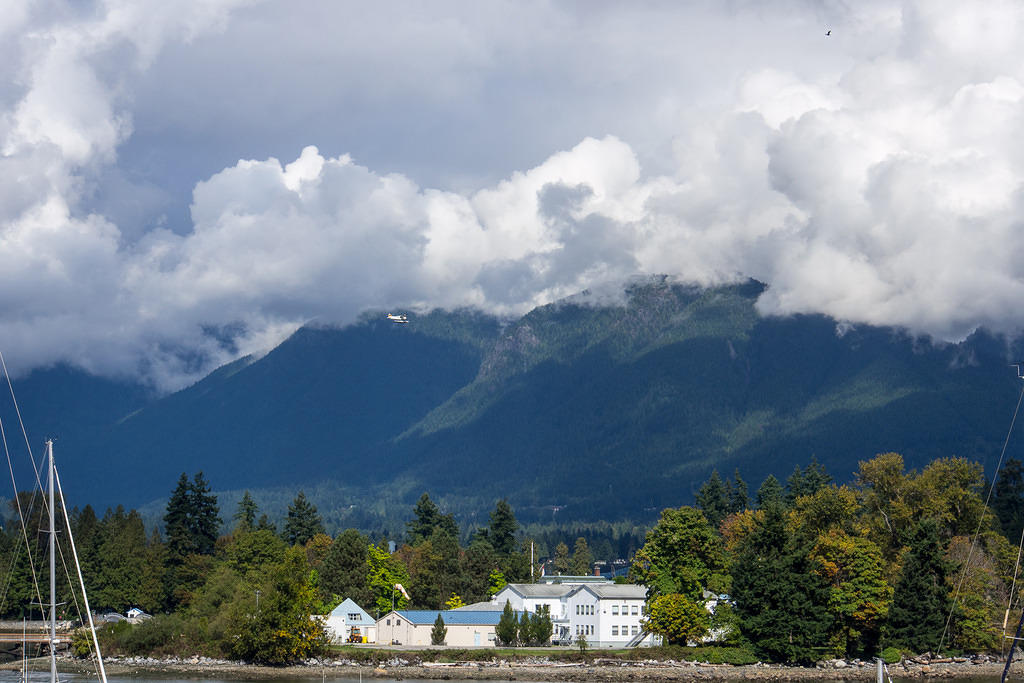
489,580 -> 657,648
325,598 -> 377,644
566,583 -> 654,647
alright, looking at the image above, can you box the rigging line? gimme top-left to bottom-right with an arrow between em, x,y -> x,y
55,464 -> 108,683
0,352 -> 47,621
1005,524 -> 1024,655
940,379 -> 1024,652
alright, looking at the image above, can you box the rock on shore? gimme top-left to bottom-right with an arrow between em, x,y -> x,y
4,653 -> 1012,681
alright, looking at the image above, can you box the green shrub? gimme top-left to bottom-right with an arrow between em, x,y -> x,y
881,647 -> 902,664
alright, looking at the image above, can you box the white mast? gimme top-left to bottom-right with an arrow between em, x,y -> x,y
47,439 -> 57,683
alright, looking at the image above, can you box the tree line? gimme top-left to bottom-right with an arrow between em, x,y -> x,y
635,453 -> 1024,662
2,451 -> 1022,664
0,477 -> 541,663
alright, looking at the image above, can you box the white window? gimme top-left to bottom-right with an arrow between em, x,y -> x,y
631,605 -> 638,615
612,626 -> 618,636
612,605 -> 619,615
589,605 -> 594,615
632,625 -> 638,635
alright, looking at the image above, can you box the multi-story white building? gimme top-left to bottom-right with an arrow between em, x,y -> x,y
490,579 -> 657,648
566,583 -> 651,647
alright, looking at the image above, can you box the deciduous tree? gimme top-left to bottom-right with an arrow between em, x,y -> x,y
645,593 -> 709,645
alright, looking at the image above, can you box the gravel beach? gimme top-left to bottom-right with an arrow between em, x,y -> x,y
6,654 -> 1016,681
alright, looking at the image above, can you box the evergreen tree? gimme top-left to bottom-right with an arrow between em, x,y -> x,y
164,473 -> 194,561
234,491 -> 258,532
518,608 -> 532,645
320,529 -> 373,607
487,499 -> 518,556
283,491 -> 324,546
407,493 -> 441,545
431,613 -> 447,646
728,469 -> 749,514
256,514 -> 276,533
459,539 -> 498,603
496,599 -> 518,645
570,537 -> 592,576
189,472 -> 221,555
406,493 -> 458,546
886,519 -> 952,653
696,470 -> 729,528
786,457 -> 833,505
731,505 -> 832,663
553,542 -> 570,574
532,604 -> 553,645
756,474 -> 785,510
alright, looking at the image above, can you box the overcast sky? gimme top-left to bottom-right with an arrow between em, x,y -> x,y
3,0 -> 1024,391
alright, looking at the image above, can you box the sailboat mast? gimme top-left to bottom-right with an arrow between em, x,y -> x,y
47,439 -> 57,683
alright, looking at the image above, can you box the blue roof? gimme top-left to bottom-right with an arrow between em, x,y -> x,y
394,610 -> 514,626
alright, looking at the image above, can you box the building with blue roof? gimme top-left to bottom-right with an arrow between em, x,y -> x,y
377,609 -> 516,647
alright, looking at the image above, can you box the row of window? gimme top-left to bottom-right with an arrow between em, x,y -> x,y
574,604 -> 595,615
575,624 -> 594,635
611,625 -> 640,637
610,604 -> 639,616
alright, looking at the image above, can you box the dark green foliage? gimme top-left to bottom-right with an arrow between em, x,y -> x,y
785,457 -> 833,505
431,613 -> 447,646
731,505 -> 832,663
407,493 -> 458,546
234,491 -> 258,532
496,600 -> 518,646
727,469 -> 749,514
189,472 -> 221,555
697,470 -> 729,529
283,491 -> 324,546
569,537 -> 592,575
756,475 -> 784,510
532,604 -> 553,645
163,471 -> 221,561
459,539 -> 498,603
553,542 -> 570,574
410,528 -> 464,609
992,458 -> 1024,542
487,499 -> 518,556
886,519 -> 952,653
320,528 -> 373,607
517,608 -> 531,646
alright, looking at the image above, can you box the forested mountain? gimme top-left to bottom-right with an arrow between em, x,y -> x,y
9,278 -> 1024,527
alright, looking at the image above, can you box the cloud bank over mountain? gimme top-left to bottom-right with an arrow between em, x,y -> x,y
3,0 -> 1024,390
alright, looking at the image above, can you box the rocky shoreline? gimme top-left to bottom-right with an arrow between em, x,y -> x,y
5,654 -> 1015,681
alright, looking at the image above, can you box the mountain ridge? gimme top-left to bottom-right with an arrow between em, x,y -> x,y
5,279 -> 1022,530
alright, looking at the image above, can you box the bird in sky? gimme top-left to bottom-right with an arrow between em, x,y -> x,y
826,29 -> 831,36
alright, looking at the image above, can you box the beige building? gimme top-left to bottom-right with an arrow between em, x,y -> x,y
376,610 -> 507,647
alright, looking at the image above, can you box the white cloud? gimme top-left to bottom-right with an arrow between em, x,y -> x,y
6,0 -> 1024,390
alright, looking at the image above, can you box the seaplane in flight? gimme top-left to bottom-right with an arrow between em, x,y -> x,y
387,313 -> 409,324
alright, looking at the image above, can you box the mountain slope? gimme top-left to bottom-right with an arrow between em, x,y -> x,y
8,280 -> 1024,527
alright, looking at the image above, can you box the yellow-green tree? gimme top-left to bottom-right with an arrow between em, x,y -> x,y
811,529 -> 892,657
226,546 -> 329,664
644,593 -> 709,645
631,507 -> 726,600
